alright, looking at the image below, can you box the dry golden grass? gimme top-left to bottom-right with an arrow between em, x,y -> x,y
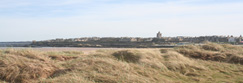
176,42 -> 243,64
0,49 -> 57,83
112,50 -> 141,63
45,51 -> 81,61
0,43 -> 243,83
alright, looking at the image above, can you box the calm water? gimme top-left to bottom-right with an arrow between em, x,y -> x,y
0,47 -> 127,52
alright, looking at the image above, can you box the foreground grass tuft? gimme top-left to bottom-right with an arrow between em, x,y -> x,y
0,49 -> 57,83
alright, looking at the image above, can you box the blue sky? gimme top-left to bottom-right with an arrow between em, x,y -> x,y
0,0 -> 243,41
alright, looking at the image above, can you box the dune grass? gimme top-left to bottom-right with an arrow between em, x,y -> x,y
0,43 -> 243,83
0,49 -> 57,83
176,42 -> 243,64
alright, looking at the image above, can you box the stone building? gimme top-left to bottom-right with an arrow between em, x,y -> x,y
239,35 -> 242,43
228,35 -> 235,43
157,31 -> 162,39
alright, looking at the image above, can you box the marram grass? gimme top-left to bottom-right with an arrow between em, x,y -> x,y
0,43 -> 243,83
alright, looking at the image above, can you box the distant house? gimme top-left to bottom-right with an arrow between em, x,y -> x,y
79,38 -> 88,42
144,38 -> 153,42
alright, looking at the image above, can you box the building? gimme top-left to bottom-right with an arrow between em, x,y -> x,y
157,31 -> 162,39
228,35 -> 235,43
239,35 -> 242,43
144,38 -> 153,42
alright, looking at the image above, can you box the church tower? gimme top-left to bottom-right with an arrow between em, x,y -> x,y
240,35 -> 242,43
157,31 -> 162,38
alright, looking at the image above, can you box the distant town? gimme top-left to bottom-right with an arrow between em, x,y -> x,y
1,32 -> 242,47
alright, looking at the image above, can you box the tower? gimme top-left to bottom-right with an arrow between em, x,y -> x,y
240,35 -> 242,42
228,35 -> 235,43
157,31 -> 162,38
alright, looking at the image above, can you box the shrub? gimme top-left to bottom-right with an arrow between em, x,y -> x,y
112,50 -> 141,63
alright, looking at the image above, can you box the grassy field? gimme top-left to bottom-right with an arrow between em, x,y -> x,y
0,43 -> 243,83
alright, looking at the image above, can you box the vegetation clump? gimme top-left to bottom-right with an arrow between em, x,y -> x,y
112,50 -> 141,63
201,43 -> 225,51
0,49 -> 57,83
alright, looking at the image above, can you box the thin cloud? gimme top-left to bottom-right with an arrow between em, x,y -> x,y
0,0 -> 243,41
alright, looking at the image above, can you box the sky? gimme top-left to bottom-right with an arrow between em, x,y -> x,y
0,0 -> 243,41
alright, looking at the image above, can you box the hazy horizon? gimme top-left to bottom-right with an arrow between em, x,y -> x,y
1,0 -> 243,42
